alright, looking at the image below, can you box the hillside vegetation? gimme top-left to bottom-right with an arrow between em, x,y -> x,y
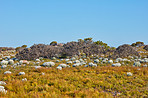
0,38 -> 147,98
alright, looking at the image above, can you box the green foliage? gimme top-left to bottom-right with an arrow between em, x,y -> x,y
0,38 -> 148,98
111,47 -> 116,50
94,40 -> 107,46
15,47 -> 21,51
59,53 -> 67,58
2,48 -> 6,51
84,38 -> 92,41
84,38 -> 93,43
48,82 -> 54,86
78,39 -> 84,43
50,41 -> 57,46
94,40 -> 110,49
21,45 -> 27,48
131,43 -> 136,46
136,41 -> 144,45
131,41 -> 144,47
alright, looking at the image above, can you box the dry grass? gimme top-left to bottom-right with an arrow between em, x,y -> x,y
0,61 -> 147,98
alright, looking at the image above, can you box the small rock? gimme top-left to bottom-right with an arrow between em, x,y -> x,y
108,60 -> 113,64
22,78 -> 27,82
4,71 -> 11,74
133,62 -> 141,67
0,86 -> 7,94
67,61 -> 72,64
84,65 -> 88,67
34,66 -> 41,69
19,72 -> 25,75
127,72 -> 133,76
8,59 -> 14,65
94,59 -> 99,63
56,66 -> 62,70
0,81 -> 6,85
137,68 -> 141,70
1,65 -> 7,69
143,64 -> 147,67
58,64 -> 68,68
42,72 -> 45,75
35,59 -> 40,62
112,63 -> 121,67
42,62 -> 55,67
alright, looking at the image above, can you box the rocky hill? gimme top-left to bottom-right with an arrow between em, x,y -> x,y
15,40 -> 148,60
143,45 -> 148,51
110,44 -> 140,59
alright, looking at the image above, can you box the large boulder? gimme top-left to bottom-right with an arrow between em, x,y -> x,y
111,44 -> 140,59
16,44 -> 64,60
143,45 -> 148,51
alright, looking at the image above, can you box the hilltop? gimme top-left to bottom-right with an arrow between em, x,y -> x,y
14,38 -> 147,60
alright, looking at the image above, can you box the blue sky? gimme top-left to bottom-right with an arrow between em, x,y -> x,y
0,0 -> 148,48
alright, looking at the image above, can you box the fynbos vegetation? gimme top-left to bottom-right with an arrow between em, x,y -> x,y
0,38 -> 147,97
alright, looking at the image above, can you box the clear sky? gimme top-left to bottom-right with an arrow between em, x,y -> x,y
0,0 -> 148,48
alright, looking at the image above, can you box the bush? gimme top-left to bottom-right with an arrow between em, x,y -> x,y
2,48 -> 6,51
22,45 -> 27,48
84,38 -> 93,43
131,43 -> 136,47
15,47 -> 21,51
50,41 -> 57,46
131,41 -> 144,47
94,40 -> 108,47
135,41 -> 144,45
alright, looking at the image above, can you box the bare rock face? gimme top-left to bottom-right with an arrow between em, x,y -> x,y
16,44 -> 64,60
143,45 -> 148,51
16,43 -> 141,60
16,41 -> 108,60
63,42 -> 105,57
111,44 -> 140,59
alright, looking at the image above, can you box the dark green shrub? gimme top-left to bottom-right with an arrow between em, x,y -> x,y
22,45 -> 27,48
50,41 -> 57,46
15,47 -> 21,51
2,48 -> 6,51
